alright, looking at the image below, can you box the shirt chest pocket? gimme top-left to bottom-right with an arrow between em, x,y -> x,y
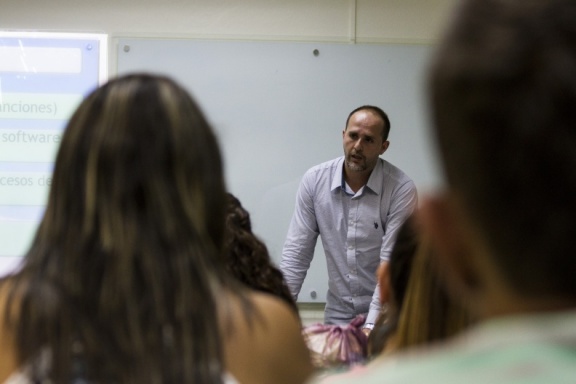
351,212 -> 384,253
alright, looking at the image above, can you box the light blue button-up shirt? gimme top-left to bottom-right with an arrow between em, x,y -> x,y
280,156 -> 417,325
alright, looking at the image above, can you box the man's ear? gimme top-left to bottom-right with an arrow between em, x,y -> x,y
417,193 -> 484,308
377,262 -> 391,304
380,140 -> 390,155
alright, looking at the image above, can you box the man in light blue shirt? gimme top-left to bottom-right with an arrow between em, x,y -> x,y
280,106 -> 417,327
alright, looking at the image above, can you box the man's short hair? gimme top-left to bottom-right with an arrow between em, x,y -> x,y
429,0 -> 576,297
345,105 -> 391,141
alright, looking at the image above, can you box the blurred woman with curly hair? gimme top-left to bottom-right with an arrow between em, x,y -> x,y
224,193 -> 298,314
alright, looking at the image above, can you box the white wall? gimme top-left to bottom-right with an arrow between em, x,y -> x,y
1,0 -> 458,45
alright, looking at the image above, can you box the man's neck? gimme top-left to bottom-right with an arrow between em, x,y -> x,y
344,168 -> 371,193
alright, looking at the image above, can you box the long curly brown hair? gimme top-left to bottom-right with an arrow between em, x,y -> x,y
224,193 -> 298,313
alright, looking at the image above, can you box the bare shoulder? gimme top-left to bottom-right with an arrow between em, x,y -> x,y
222,290 -> 314,384
250,290 -> 300,324
0,276 -> 19,331
0,277 -> 20,383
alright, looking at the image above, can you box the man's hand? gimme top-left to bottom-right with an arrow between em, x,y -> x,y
362,323 -> 374,337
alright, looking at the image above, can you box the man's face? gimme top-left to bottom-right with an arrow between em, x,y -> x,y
343,110 -> 389,173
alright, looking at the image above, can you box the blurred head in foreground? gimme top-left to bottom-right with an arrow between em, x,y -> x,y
425,0 -> 576,317
6,74 -> 237,382
368,217 -> 474,357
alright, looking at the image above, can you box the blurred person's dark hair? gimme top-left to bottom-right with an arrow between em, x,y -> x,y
224,193 -> 298,313
367,216 -> 418,357
368,216 -> 474,357
429,0 -> 576,299
2,74 -> 249,383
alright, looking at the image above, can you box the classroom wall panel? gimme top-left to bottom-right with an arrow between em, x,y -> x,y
116,38 -> 442,302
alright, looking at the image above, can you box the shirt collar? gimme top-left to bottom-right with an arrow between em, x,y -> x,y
331,157 -> 345,192
366,158 -> 385,194
331,156 -> 385,195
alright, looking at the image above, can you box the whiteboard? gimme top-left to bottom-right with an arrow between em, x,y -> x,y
116,38 -> 442,302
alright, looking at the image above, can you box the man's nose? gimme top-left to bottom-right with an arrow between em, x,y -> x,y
353,139 -> 363,151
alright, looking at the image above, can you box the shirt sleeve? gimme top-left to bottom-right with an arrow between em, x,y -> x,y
279,171 -> 320,301
366,178 -> 418,324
